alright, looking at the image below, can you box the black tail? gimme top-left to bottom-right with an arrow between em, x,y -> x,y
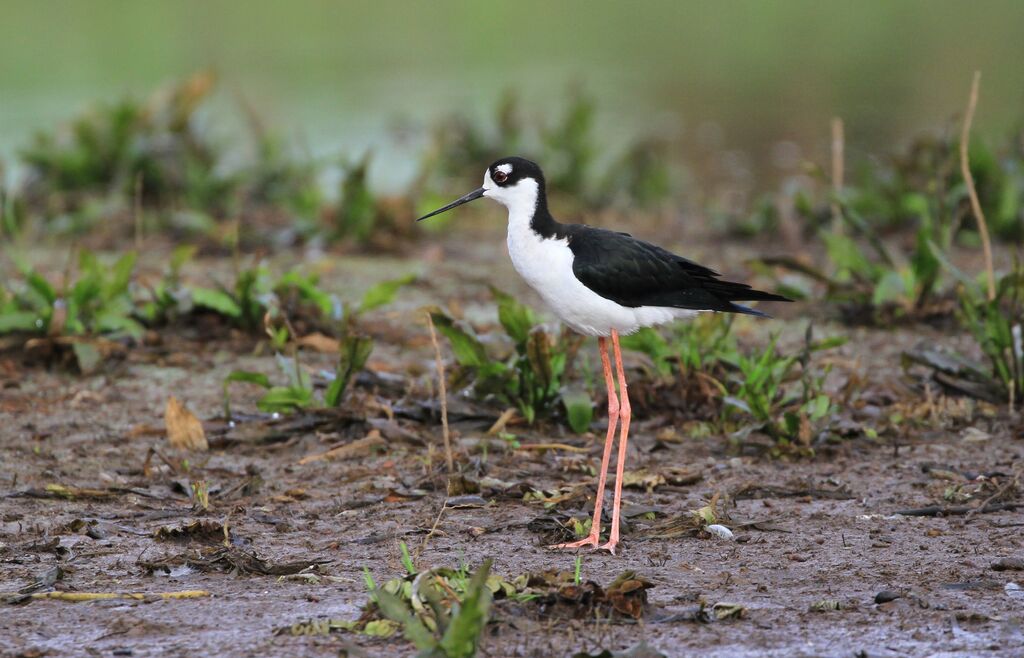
710,280 -> 791,318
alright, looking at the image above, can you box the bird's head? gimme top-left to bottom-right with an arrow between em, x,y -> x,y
416,156 -> 545,222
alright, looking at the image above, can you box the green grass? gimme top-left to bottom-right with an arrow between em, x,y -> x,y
955,259 -> 1024,405
369,560 -> 494,658
430,287 -> 592,432
622,316 -> 844,451
0,249 -> 142,339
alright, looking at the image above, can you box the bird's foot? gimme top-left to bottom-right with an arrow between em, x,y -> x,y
549,534 -> 600,550
597,537 -> 619,555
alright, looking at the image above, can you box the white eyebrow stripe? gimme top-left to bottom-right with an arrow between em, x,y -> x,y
496,163 -> 513,175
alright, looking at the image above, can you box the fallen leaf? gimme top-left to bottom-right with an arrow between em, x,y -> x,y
165,396 -> 208,451
34,484 -> 118,500
961,427 -> 991,442
153,519 -> 226,543
622,470 -> 667,492
712,602 -> 747,620
297,429 -> 384,465
296,333 -> 340,354
606,571 -> 654,618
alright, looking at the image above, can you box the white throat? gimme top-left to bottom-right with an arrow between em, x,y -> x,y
482,172 -> 540,234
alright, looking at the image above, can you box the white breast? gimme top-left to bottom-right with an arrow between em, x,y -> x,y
505,213 -> 698,337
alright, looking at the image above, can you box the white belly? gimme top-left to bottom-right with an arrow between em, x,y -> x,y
506,226 -> 699,337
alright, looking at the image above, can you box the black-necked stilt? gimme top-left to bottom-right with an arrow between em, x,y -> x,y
418,156 -> 789,554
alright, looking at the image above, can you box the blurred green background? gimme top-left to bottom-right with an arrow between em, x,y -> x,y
2,0 -> 1023,186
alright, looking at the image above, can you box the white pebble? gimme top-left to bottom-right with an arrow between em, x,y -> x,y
706,524 -> 734,540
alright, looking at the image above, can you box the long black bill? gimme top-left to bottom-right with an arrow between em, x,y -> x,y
415,187 -> 485,222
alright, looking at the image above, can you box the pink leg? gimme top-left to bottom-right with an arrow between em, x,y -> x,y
550,337 -> 619,550
599,330 -> 631,554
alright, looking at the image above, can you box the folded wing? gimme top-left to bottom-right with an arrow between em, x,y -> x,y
566,226 -> 790,316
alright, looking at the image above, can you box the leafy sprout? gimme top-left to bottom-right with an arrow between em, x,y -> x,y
0,249 -> 143,338
430,287 -> 592,432
369,560 -> 494,658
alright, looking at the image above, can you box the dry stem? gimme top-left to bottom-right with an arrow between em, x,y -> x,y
133,172 -> 144,250
960,71 -> 996,300
414,500 -> 448,562
3,590 -> 210,602
425,312 -> 454,473
830,117 -> 845,233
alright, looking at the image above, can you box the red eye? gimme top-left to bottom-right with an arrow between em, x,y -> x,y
493,170 -> 508,184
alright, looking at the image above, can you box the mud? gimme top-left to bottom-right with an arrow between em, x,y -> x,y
1,228 -> 1023,658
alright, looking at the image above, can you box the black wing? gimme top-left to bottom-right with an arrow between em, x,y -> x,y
566,225 -> 789,315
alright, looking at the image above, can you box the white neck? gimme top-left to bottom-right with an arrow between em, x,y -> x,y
482,173 -> 540,234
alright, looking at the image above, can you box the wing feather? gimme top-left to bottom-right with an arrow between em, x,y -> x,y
566,226 -> 788,313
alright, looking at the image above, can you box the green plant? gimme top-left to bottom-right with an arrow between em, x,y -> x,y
324,334 -> 373,407
241,134 -> 322,222
418,87 -> 672,214
335,154 -> 376,242
746,122 -> 1024,320
955,259 -> 1023,405
806,130 -> 1022,242
19,72 -> 235,222
621,314 -> 735,378
371,560 -> 493,658
430,288 -> 592,431
190,262 -> 273,332
0,250 -> 142,338
138,245 -> 198,325
191,480 -> 210,511
542,90 -> 595,197
225,354 -> 314,415
597,138 -> 673,208
188,262 -> 347,334
399,541 -> 416,576
756,198 -> 945,320
221,274 -> 414,416
1,184 -> 26,238
721,327 -> 844,449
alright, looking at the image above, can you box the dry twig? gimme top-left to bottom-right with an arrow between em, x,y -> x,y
414,501 -> 448,563
133,172 -> 144,249
960,71 -> 996,300
966,469 -> 1021,520
425,312 -> 454,473
3,590 -> 210,603
516,443 -> 590,453
896,502 -> 1021,517
830,117 -> 845,233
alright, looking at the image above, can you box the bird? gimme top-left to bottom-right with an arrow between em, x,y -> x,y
417,156 -> 789,554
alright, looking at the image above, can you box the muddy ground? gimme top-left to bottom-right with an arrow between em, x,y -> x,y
1,224 -> 1023,658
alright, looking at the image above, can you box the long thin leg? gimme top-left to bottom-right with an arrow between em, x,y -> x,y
600,330 -> 631,554
550,337 -> 619,550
